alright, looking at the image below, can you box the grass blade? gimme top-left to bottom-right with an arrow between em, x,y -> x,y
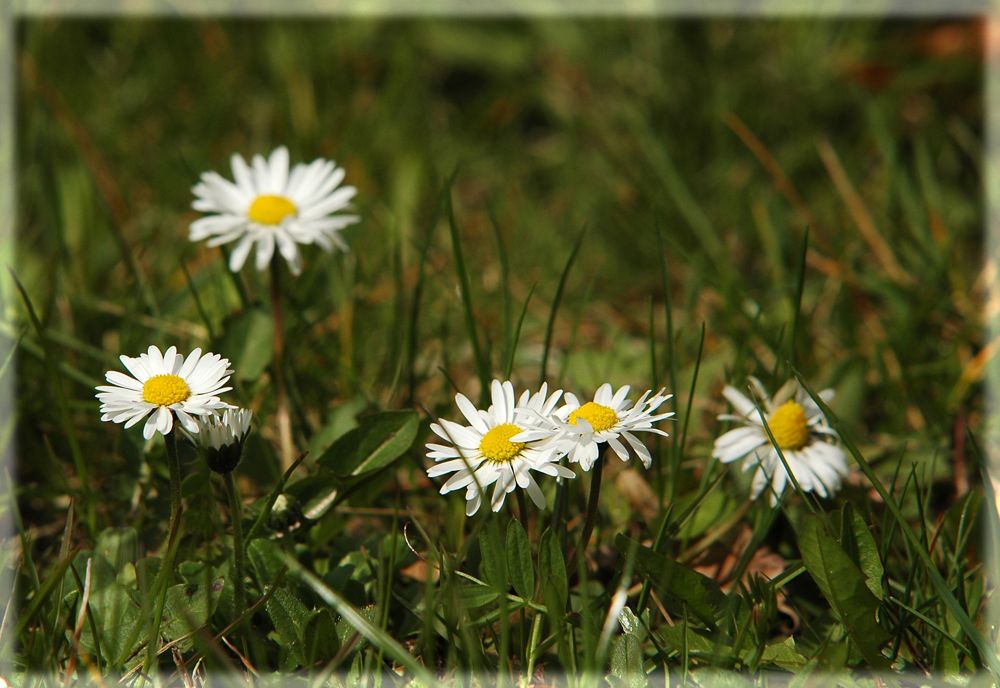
540,226 -> 585,384
8,267 -> 95,537
444,179 -> 490,405
794,368 -> 1000,678
504,281 -> 536,382
285,555 -> 439,686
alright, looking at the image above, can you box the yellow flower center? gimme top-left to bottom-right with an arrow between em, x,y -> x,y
568,401 -> 618,433
248,195 -> 297,225
768,400 -> 810,451
479,423 -> 525,464
142,374 -> 191,407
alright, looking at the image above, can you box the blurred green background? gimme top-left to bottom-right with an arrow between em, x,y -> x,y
12,17 -> 984,524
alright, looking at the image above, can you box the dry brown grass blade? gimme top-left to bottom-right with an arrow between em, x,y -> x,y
815,137 -> 913,286
722,111 -> 832,255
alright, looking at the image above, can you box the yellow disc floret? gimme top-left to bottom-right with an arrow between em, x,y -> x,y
248,195 -> 297,225
568,402 -> 618,433
768,400 -> 810,451
479,423 -> 526,464
142,374 -> 191,407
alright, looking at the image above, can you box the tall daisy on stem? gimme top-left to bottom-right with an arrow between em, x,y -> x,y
96,345 -> 234,680
190,146 -> 359,470
520,383 -> 673,567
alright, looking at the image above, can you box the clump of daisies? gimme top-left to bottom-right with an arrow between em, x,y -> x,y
426,379 -> 673,517
712,376 -> 849,505
189,145 -> 359,275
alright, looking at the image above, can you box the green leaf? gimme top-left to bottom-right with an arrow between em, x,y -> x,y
752,636 -> 808,671
615,534 -> 725,631
162,578 -> 224,651
461,584 -> 500,608
798,515 -> 891,668
839,503 -> 883,600
506,519 -> 534,600
304,609 -> 340,667
609,632 -> 646,688
266,588 -> 311,662
248,538 -> 286,586
335,603 -> 379,652
316,411 -> 419,477
479,517 -> 507,591
218,307 -> 274,382
935,637 -> 961,676
538,528 -> 568,617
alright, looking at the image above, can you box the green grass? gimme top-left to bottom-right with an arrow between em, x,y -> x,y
5,16 -> 991,686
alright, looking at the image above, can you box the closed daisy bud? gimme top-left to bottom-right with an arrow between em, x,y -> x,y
198,408 -> 253,474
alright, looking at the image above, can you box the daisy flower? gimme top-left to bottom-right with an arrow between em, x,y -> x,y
190,146 -> 359,275
426,380 -> 574,516
196,408 -> 253,474
96,346 -> 234,440
519,384 -> 673,471
712,377 -> 848,505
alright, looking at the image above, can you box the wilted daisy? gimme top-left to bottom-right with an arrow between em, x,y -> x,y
426,380 -> 574,516
96,346 -> 234,440
519,384 -> 673,471
190,146 -> 359,275
712,377 -> 848,505
196,408 -> 252,474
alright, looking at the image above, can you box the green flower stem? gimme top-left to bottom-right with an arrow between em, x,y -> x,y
141,427 -> 184,683
515,488 -> 530,535
569,452 -> 605,573
270,255 -> 295,471
223,470 -> 247,624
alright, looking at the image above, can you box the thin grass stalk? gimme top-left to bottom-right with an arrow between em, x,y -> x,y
788,226 -> 809,371
504,282 -> 536,381
141,427 -> 184,683
540,227 -> 585,384
270,255 -> 295,470
223,471 -> 247,627
9,269 -> 96,536
569,451 -> 605,574
444,182 -> 490,405
794,369 -> 1000,678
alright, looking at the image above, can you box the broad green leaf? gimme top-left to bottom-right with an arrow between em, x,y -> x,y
751,636 -> 808,671
615,534 -> 725,631
479,517 -> 507,591
538,528 -> 568,617
609,633 -> 646,688
162,578 -> 224,651
304,609 -> 340,667
248,538 -> 286,586
461,584 -> 500,608
799,515 -> 891,669
506,520 -> 534,600
218,308 -> 273,382
308,396 -> 367,458
935,637 -> 961,676
334,603 -> 380,653
266,587 -> 311,667
317,411 -> 419,477
839,504 -> 883,600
